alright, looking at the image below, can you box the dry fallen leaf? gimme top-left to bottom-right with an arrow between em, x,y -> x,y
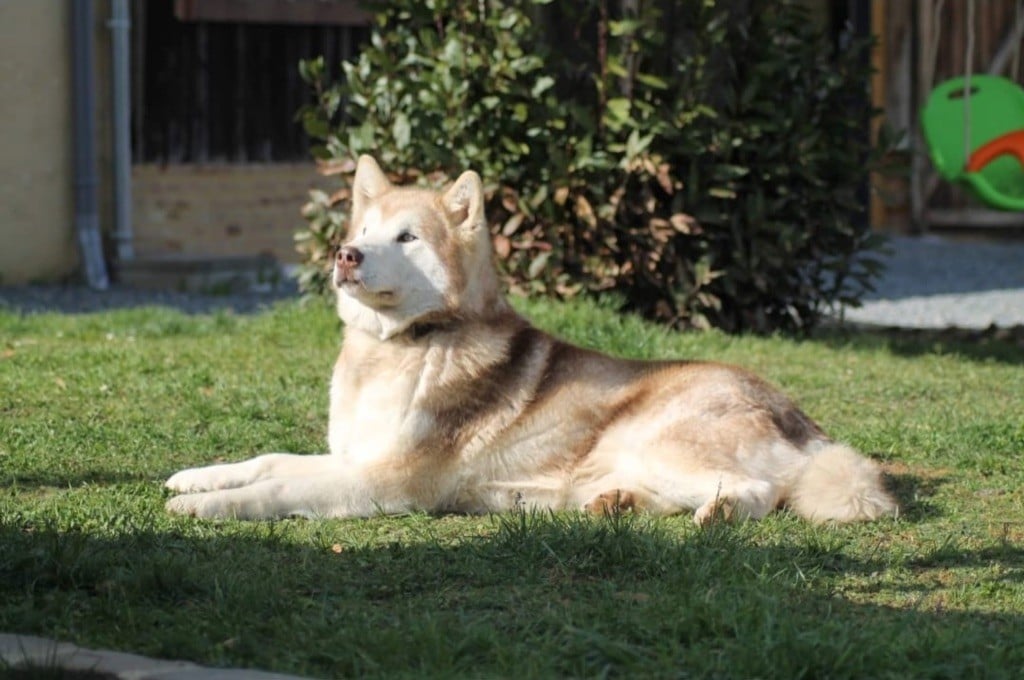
501,187 -> 519,213
493,234 -> 512,260
574,195 -> 597,228
328,187 -> 351,206
670,213 -> 699,234
316,157 -> 356,176
656,163 -> 674,194
502,213 -> 525,237
553,186 -> 570,206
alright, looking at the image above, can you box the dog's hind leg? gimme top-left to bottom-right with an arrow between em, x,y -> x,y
583,489 -> 647,515
691,477 -> 779,526
165,453 -> 337,493
579,476 -> 779,523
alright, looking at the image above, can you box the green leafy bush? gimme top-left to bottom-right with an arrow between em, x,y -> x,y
296,0 -> 888,333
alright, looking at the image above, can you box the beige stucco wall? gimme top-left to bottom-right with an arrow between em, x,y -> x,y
0,1 -> 79,284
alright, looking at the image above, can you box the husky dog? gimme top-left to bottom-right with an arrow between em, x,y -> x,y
166,156 -> 897,524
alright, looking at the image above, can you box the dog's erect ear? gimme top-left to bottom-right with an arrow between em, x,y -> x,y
352,155 -> 390,211
442,170 -> 485,234
441,169 -> 503,316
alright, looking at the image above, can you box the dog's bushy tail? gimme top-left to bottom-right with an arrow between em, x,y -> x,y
788,444 -> 897,523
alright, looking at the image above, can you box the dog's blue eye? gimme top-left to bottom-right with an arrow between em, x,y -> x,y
397,232 -> 418,243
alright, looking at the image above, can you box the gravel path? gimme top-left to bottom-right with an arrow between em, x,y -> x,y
841,234 -> 1024,329
1,235 -> 1022,330
0,281 -> 299,316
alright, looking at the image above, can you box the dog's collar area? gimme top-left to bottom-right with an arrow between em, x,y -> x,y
408,322 -> 446,340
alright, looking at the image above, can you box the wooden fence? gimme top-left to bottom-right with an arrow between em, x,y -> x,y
132,0 -> 369,163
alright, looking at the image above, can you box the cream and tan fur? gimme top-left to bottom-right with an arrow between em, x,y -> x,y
166,156 -> 897,524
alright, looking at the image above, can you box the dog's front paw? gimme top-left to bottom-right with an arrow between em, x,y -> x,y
165,493 -> 202,517
166,464 -> 244,493
166,467 -> 211,493
166,492 -> 232,519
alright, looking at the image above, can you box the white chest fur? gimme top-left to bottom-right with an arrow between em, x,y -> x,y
326,332 -> 429,465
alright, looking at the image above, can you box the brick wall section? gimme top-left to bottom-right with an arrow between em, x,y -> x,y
132,163 -> 336,263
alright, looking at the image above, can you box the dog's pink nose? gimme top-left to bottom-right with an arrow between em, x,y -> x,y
337,246 -> 364,268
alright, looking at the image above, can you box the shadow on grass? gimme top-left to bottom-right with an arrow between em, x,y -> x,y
1,511 -> 1021,679
3,472 -> 152,491
911,540 -> 1024,575
813,325 -> 1024,366
884,471 -> 948,523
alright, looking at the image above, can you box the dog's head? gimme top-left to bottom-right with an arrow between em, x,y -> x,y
333,156 -> 504,339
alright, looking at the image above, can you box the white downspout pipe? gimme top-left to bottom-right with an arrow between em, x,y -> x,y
72,0 -> 110,289
109,0 -> 133,262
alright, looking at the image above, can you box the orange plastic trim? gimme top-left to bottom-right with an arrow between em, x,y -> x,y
966,129 -> 1024,172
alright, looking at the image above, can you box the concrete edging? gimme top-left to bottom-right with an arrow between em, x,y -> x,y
0,633 -> 312,680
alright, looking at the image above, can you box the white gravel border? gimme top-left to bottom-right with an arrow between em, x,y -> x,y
840,235 -> 1024,329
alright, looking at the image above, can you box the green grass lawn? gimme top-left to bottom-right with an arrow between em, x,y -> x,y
2,297 -> 1023,678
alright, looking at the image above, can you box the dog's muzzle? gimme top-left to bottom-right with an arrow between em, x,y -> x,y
334,245 -> 364,285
